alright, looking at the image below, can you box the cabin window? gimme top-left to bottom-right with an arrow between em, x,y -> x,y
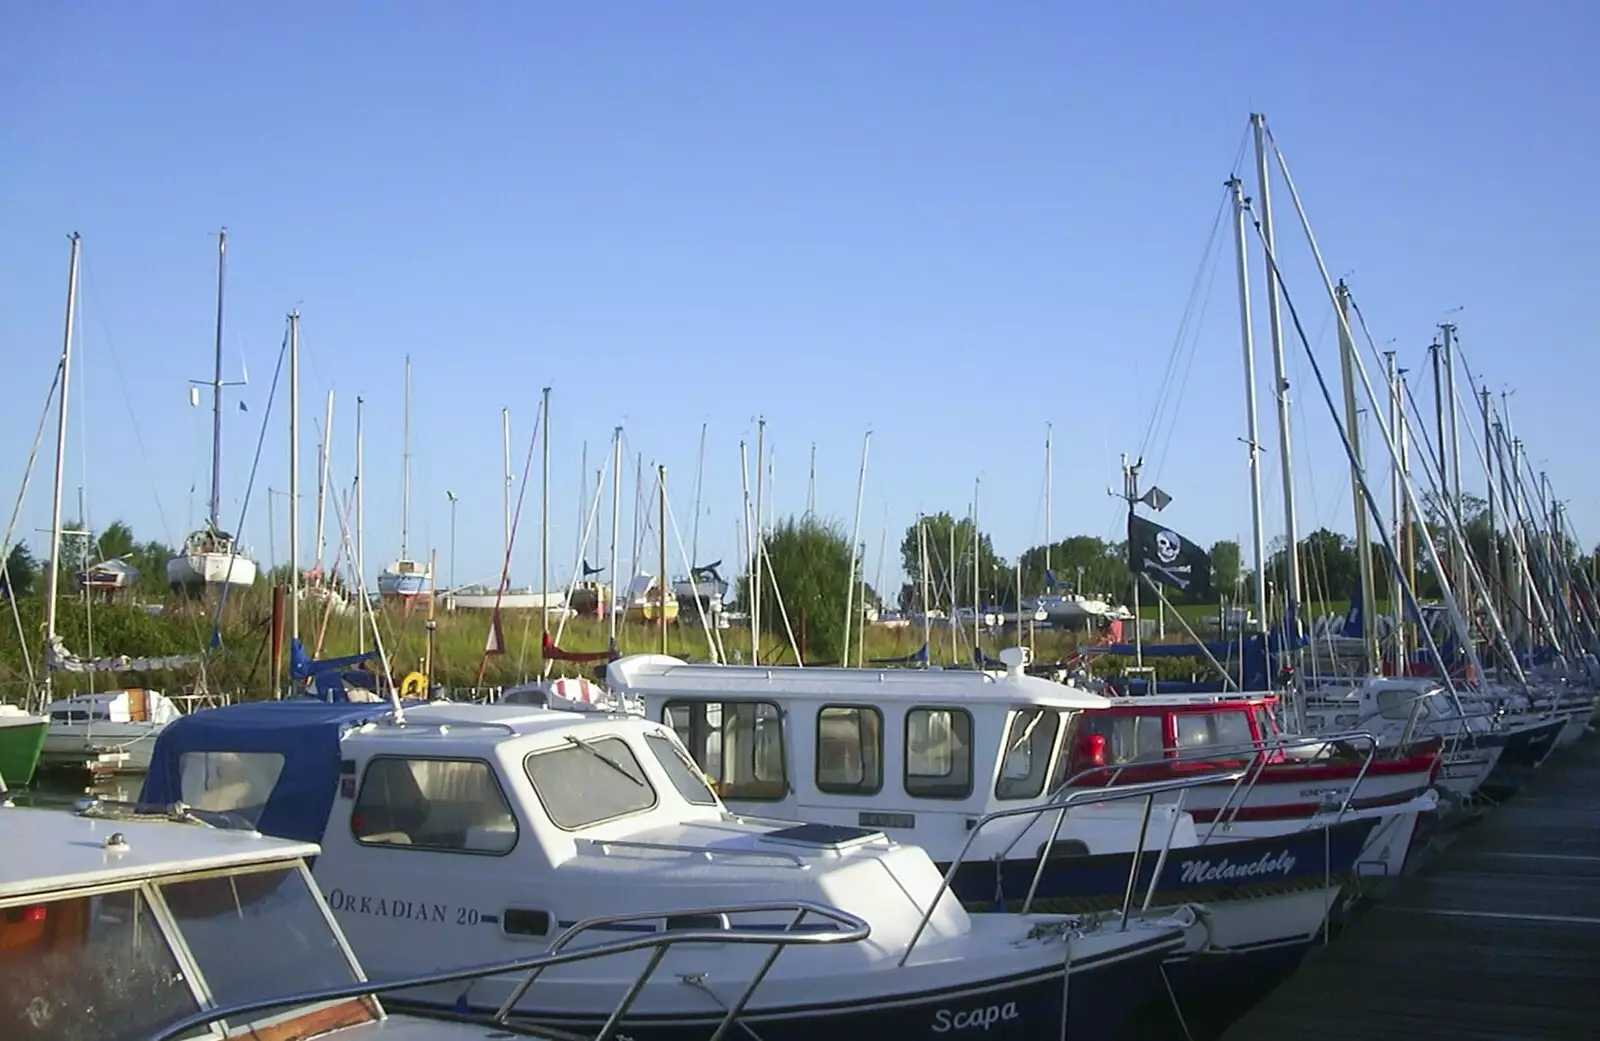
1378,689 -> 1428,721
661,700 -> 787,801
178,751 -> 286,824
995,708 -> 1061,800
1065,714 -> 1166,776
1253,705 -> 1278,738
524,736 -> 659,830
160,863 -> 358,1010
352,757 -> 519,854
1172,711 -> 1257,755
644,732 -> 719,806
816,705 -> 884,795
904,707 -> 974,799
0,888 -> 199,1041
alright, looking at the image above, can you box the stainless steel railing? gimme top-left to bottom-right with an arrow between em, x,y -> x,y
897,770 -> 1245,967
147,899 -> 869,1041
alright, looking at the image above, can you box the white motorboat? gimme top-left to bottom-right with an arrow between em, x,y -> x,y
40,688 -> 183,775
142,698 -> 1197,1041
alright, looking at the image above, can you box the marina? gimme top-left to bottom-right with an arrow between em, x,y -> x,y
1221,729 -> 1600,1041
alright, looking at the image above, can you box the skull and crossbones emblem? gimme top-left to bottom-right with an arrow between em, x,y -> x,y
1154,529 -> 1182,565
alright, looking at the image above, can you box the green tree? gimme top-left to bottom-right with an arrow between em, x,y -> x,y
899,512 -> 1005,612
1209,540 -> 1242,597
1,542 -> 38,600
1015,536 -> 1130,601
1269,528 -> 1359,600
738,515 -> 857,662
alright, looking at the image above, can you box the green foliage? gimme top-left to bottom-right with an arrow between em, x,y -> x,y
737,515 -> 856,663
1015,536 -> 1129,600
1209,539 -> 1241,596
899,512 -> 1007,611
2,542 -> 38,600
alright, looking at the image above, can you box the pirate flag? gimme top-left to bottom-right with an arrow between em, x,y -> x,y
1127,513 -> 1213,599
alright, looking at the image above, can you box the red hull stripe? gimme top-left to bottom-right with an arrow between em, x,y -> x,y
1186,788 -> 1433,823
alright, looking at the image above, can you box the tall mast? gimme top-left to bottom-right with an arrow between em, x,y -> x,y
1481,387 -> 1501,624
400,355 -> 411,560
355,396 -> 365,652
540,386 -> 551,631
971,477 -> 980,654
578,441 -> 588,569
288,311 -> 300,642
657,464 -> 668,655
918,515 -> 931,655
1044,423 -> 1053,583
841,431 -> 871,667
1251,113 -> 1302,638
1441,322 -> 1464,592
1336,281 -> 1379,670
1228,176 -> 1269,633
1385,353 -> 1407,663
754,417 -> 766,656
43,233 -> 82,676
316,390 -> 334,572
501,408 -> 512,588
691,422 -> 707,565
608,425 -> 622,651
739,440 -> 756,664
209,228 -> 227,531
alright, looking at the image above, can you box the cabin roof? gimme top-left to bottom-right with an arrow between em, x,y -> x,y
1097,691 -> 1277,711
606,654 -> 1110,710
0,806 -> 317,900
340,702 -> 668,751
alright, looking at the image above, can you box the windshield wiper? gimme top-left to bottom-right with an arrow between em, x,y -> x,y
565,735 -> 646,788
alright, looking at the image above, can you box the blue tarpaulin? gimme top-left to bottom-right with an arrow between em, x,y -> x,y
139,698 -> 421,844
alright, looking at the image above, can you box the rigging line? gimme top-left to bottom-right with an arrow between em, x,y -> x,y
207,325 -> 289,651
1149,216 -> 1227,485
79,257 -> 177,548
1136,184 -> 1231,462
1240,202 -> 1460,686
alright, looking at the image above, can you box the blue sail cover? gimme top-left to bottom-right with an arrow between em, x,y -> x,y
870,642 -> 929,666
139,699 -> 418,844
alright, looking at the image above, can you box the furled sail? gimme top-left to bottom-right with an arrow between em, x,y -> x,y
45,634 -> 201,674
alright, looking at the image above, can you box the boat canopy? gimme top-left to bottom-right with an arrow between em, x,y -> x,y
141,699 -> 419,843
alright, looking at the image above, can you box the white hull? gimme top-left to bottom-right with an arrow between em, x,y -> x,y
41,722 -> 165,774
440,589 -> 568,612
166,551 -> 257,590
1207,795 -> 1433,880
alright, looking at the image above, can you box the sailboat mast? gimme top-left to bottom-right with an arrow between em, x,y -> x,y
754,417 -> 766,656
209,228 -> 226,531
841,431 -> 870,667
1228,176 -> 1270,633
1336,281 -> 1380,670
355,396 -> 365,652
739,440 -> 756,665
400,355 -> 411,560
691,422 -> 706,566
316,390 -> 333,571
971,477 -> 980,655
608,426 -> 622,650
502,408 -> 512,588
1386,353 -> 1407,663
43,233 -> 82,668
657,465 -> 668,655
540,386 -> 551,632
288,311 -> 301,642
918,515 -> 931,654
1251,114 -> 1303,638
1044,423 -> 1053,583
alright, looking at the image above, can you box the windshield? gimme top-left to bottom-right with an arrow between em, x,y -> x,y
159,863 -> 359,1017
644,732 -> 720,806
0,888 -> 201,1041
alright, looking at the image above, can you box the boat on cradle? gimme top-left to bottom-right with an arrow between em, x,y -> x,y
0,704 -> 48,786
439,584 -> 572,619
39,688 -> 186,775
605,648 -> 1429,1034
141,697 -> 1197,1041
2,796 -> 868,1041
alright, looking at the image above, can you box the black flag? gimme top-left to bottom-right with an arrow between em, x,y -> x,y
1127,513 -> 1213,599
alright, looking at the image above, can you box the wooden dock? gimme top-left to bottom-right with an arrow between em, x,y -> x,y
1219,729 -> 1600,1041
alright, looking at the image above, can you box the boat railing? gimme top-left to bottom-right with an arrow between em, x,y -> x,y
576,836 -> 810,868
147,899 -> 869,1041
1051,728 -> 1385,841
898,770 -> 1245,967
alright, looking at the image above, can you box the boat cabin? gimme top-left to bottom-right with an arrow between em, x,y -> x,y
0,805 -> 375,1041
1063,693 -> 1285,784
46,688 -> 181,726
603,651 -> 1190,862
140,698 -> 971,1005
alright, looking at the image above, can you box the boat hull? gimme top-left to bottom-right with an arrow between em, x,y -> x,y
40,723 -> 164,775
0,718 -> 47,785
390,927 -> 1184,1041
378,572 -> 430,600
166,551 -> 257,592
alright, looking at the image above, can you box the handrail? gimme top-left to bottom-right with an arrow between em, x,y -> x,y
897,770 -> 1245,967
147,899 -> 868,1041
1050,729 -> 1387,839
576,836 -> 809,868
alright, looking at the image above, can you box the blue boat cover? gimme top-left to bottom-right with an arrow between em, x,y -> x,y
139,698 -> 420,844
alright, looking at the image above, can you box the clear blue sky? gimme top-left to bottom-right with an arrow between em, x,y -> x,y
3,2 -> 1596,599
